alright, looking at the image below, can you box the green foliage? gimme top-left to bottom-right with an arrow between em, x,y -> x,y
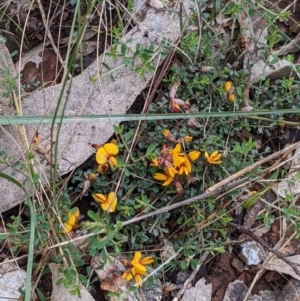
106,39 -> 168,79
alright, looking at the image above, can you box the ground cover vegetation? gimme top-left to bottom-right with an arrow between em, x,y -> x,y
1,0 -> 300,300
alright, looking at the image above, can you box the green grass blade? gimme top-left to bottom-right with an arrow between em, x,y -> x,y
0,171 -> 27,195
24,199 -> 35,301
1,109 -> 300,125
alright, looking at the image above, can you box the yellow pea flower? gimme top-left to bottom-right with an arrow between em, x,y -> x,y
150,158 -> 160,167
162,129 -> 171,138
131,251 -> 154,273
188,150 -> 201,162
164,165 -> 177,178
183,136 -> 193,143
89,173 -> 98,180
121,252 -> 154,286
228,94 -> 236,102
93,192 -> 118,212
64,208 -> 80,233
162,129 -> 177,142
170,144 -> 185,168
153,169 -> 174,186
96,143 -> 119,166
205,151 -> 222,164
177,156 -> 192,175
224,81 -> 232,92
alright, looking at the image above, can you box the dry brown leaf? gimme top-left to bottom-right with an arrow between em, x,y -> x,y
264,255 -> 300,281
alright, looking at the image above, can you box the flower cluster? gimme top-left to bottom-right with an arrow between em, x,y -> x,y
93,192 -> 118,212
151,130 -> 223,194
224,81 -> 235,102
121,251 -> 154,286
64,208 -> 80,232
151,143 -> 200,195
95,143 -> 119,173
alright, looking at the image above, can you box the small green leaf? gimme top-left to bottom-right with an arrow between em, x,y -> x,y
97,239 -> 109,249
110,74 -> 115,82
101,248 -> 107,263
102,62 -> 111,70
87,210 -> 101,222
32,173 -> 40,184
0,35 -> 7,43
243,187 -> 270,209
36,288 -> 47,301
104,211 -> 111,225
268,55 -> 279,65
146,144 -> 156,155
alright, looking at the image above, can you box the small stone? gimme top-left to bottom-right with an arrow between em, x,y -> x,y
238,241 -> 266,266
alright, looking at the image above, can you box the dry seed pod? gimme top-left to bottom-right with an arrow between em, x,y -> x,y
200,66 -> 214,73
169,82 -> 180,100
238,36 -> 249,50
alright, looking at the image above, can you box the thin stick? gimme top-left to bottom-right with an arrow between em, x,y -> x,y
228,222 -> 300,277
246,115 -> 300,126
206,141 -> 300,193
122,178 -> 247,227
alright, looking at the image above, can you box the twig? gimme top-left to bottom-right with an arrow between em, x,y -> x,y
143,42 -> 177,113
122,177 -> 247,226
206,141 -> 300,193
172,251 -> 209,301
246,115 -> 300,126
228,222 -> 300,277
